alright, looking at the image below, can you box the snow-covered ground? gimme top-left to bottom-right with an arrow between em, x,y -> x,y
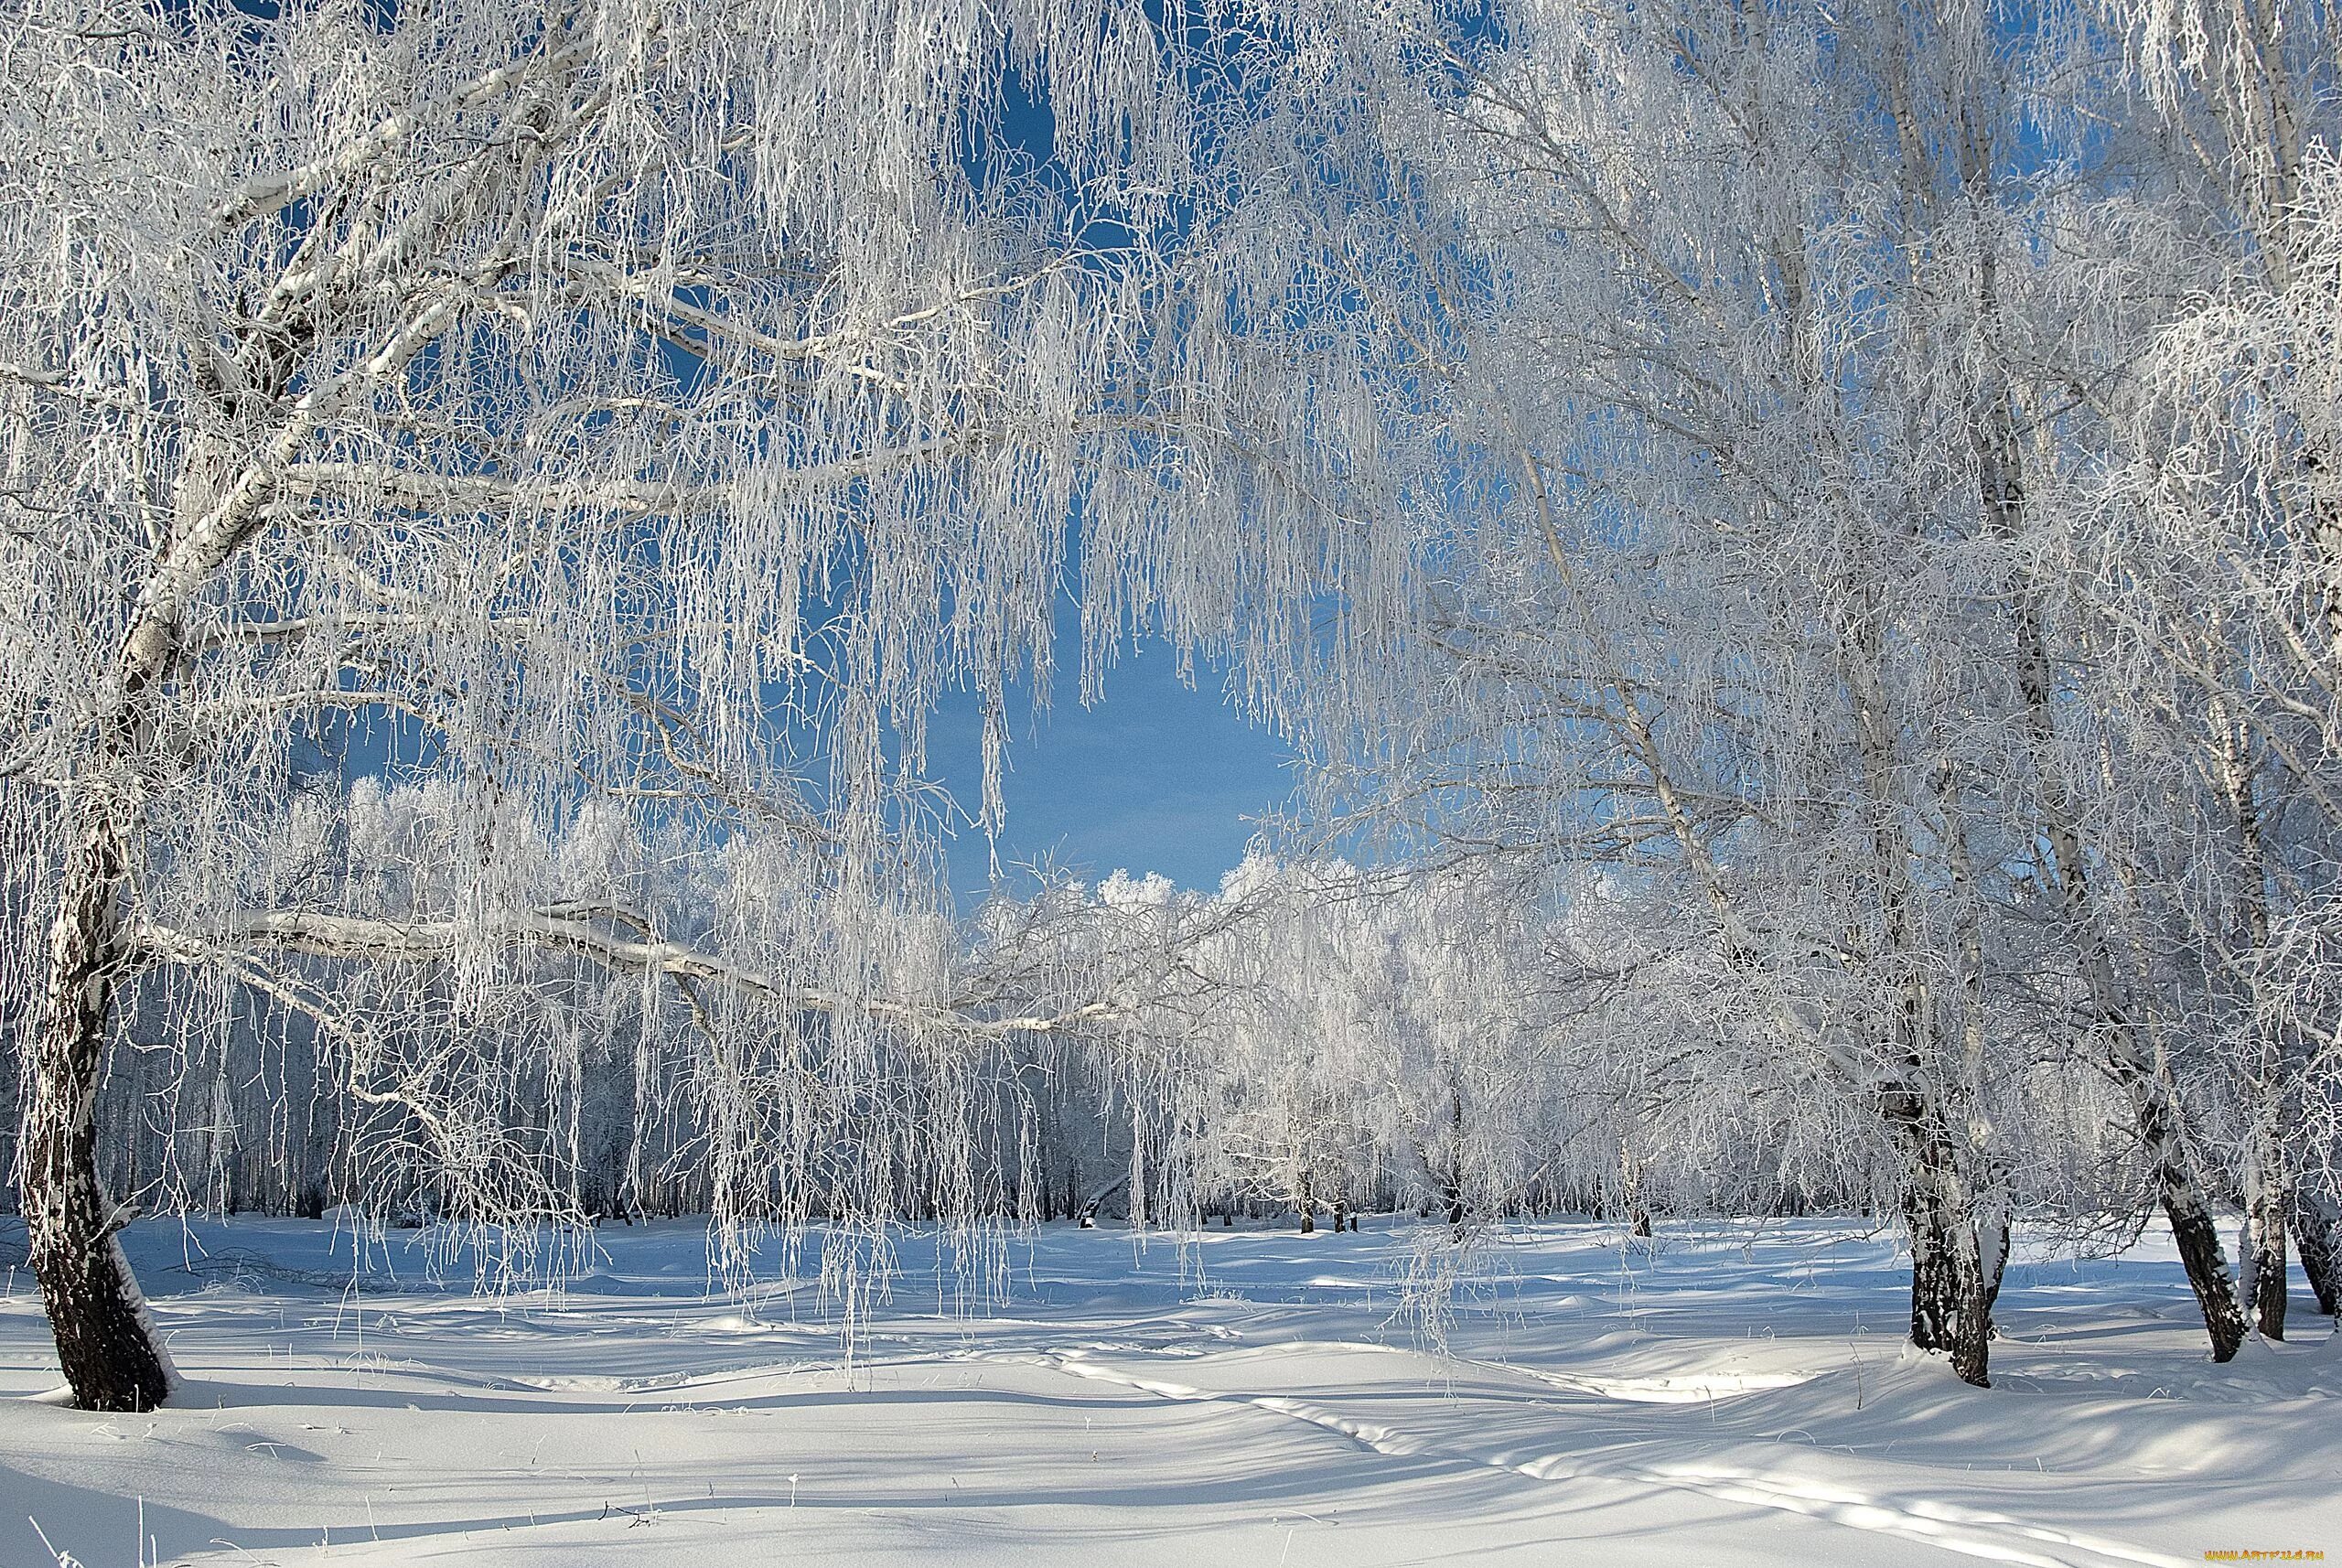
0,1216 -> 2332,1567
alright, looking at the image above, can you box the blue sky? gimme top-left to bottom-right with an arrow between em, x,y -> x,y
926,631 -> 1298,901
917,59 -> 1310,900
318,625 -> 1296,904
316,49 -> 1301,901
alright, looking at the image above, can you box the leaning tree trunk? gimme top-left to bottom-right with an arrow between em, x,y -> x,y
1981,1196 -> 2011,1312
2290,1188 -> 2340,1316
19,415 -> 266,1412
23,805 -> 176,1412
2130,1076 -> 2249,1362
1981,416 -> 2250,1364
2163,1175 -> 2248,1360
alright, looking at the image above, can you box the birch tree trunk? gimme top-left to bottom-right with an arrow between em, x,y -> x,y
23,801 -> 176,1412
2291,1188 -> 2341,1315
1885,1089 -> 1993,1388
18,412 -> 254,1408
1443,1082 -> 1466,1236
2241,1184 -> 2290,1338
2137,1077 -> 2250,1360
1982,404 -> 2248,1361
2212,673 -> 2291,1341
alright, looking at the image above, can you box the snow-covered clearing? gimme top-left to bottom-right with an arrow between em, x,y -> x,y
0,1218 -> 2331,1567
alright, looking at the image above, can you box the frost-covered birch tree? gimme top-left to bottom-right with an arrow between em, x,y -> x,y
2075,0 -> 2342,1341
1219,0 -> 2342,1381
0,0 -> 1386,1411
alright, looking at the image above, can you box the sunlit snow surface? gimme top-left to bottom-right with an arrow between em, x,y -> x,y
0,1218 -> 2335,1566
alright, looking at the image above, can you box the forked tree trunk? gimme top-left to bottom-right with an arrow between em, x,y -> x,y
1887,1089 -> 1993,1388
23,807 -> 176,1412
1905,1197 -> 1991,1389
